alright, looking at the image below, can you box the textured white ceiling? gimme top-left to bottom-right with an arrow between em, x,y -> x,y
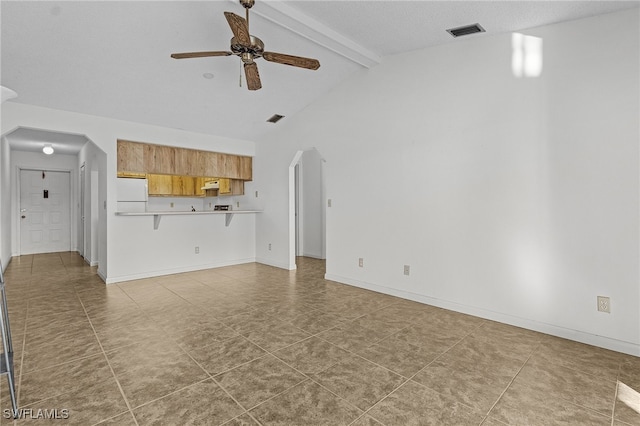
2,1 -> 638,144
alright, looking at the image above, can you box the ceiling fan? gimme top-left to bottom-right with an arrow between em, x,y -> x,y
171,0 -> 320,91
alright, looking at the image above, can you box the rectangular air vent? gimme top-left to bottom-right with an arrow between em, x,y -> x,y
446,23 -> 485,38
267,114 -> 284,123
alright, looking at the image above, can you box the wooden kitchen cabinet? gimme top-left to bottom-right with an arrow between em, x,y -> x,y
144,144 -> 175,174
171,176 -> 198,196
218,154 -> 241,179
240,156 -> 252,181
147,174 -> 173,196
117,140 -> 145,173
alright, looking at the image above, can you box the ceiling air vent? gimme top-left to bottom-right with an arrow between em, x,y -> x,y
267,114 -> 284,124
446,23 -> 485,38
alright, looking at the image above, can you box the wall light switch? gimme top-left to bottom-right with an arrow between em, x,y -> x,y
328,199 -> 332,208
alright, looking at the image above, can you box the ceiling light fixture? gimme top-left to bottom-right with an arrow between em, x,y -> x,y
43,144 -> 54,155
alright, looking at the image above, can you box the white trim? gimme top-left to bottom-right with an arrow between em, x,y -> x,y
106,257 -> 256,284
256,257 -> 296,270
324,273 -> 640,357
230,0 -> 381,68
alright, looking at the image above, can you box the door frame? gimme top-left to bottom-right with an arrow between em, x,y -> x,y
17,167 -> 73,256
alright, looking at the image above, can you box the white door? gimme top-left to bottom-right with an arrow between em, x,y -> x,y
19,169 -> 71,254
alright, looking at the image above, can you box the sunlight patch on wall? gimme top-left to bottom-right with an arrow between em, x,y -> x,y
512,33 -> 543,78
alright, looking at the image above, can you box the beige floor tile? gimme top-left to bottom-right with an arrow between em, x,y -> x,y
489,372 -> 612,425
19,354 -> 113,406
367,380 -> 484,425
133,379 -> 243,425
214,354 -> 307,409
515,360 -> 617,415
317,322 -> 391,352
310,353 -> 405,410
614,380 -> 640,425
249,380 -> 362,425
21,378 -> 129,425
221,413 -> 260,425
3,252 -> 632,425
189,335 -> 267,375
106,340 -> 207,408
243,321 -> 311,352
273,336 -> 350,374
358,334 -> 443,377
94,411 -> 138,425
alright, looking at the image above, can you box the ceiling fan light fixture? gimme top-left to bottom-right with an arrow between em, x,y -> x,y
267,114 -> 284,123
43,144 -> 54,155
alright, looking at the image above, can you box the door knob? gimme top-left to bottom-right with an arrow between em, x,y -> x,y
21,215 -> 26,219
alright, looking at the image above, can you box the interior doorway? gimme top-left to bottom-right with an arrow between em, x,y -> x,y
19,169 -> 71,254
80,163 -> 86,260
289,148 -> 326,270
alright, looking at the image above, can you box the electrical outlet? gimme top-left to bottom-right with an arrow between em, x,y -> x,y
170,202 -> 174,208
328,199 -> 332,207
358,258 -> 363,267
236,202 -> 240,208
255,191 -> 258,197
404,265 -> 410,276
597,296 -> 610,313
195,246 -> 199,254
268,243 -> 272,251
209,202 -> 212,208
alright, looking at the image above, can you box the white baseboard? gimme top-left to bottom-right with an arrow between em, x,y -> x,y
256,257 -> 296,270
106,258 -> 256,284
325,273 -> 640,357
301,253 -> 325,260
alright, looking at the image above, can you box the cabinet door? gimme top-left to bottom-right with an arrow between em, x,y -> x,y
202,152 -> 219,177
144,144 -> 176,174
231,179 -> 245,195
218,154 -> 241,179
174,148 -> 196,176
117,140 -> 144,173
239,156 -> 252,181
148,174 -> 173,196
219,178 -> 232,194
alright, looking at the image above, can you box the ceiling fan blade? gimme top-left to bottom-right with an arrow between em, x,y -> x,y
224,12 -> 251,47
244,62 -> 262,91
262,52 -> 320,70
171,51 -> 232,59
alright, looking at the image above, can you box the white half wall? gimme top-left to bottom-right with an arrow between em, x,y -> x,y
254,10 -> 640,355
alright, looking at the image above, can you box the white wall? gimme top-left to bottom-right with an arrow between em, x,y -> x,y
299,149 -> 324,259
254,10 -> 640,355
0,137 -> 11,271
10,151 -> 78,256
1,103 -> 256,283
78,140 -> 107,269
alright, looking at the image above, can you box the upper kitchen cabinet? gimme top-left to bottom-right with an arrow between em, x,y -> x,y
240,156 -> 252,181
218,154 -> 240,179
144,144 -> 175,175
117,140 -> 145,174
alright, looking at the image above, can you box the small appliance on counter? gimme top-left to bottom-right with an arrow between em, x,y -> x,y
214,205 -> 231,211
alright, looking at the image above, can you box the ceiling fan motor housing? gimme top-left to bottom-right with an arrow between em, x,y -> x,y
231,35 -> 264,60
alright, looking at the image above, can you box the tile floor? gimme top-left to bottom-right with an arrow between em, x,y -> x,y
0,252 -> 638,425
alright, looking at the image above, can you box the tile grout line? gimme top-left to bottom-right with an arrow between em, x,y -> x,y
74,291 -> 140,426
347,319 -> 487,425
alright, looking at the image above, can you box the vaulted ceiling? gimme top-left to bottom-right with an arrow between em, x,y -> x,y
2,1 -> 638,143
